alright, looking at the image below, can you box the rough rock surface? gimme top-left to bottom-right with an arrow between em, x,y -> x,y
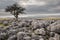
0,19 -> 60,40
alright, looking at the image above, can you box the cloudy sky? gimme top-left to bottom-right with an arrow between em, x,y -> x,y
0,0 -> 60,15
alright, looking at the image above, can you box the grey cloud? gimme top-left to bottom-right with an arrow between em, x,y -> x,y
25,5 -> 54,14
25,0 -> 60,13
0,0 -> 16,9
0,0 -> 60,14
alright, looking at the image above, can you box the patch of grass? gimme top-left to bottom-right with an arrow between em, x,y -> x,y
37,17 -> 60,20
0,23 -> 4,27
0,23 -> 10,29
0,23 -> 9,28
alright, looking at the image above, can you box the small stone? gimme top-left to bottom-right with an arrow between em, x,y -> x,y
23,36 -> 31,40
34,28 -> 46,35
7,35 -> 17,40
12,22 -> 18,26
17,32 -> 26,40
0,32 -> 8,40
3,21 -> 9,26
49,37 -> 55,40
50,32 -> 55,37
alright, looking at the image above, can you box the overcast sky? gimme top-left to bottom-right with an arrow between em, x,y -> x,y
0,0 -> 60,14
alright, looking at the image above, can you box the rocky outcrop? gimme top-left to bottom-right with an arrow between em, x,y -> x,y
0,19 -> 60,40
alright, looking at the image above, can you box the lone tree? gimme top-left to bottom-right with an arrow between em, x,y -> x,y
5,3 -> 25,21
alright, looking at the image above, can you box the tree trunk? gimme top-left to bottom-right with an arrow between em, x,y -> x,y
15,15 -> 18,21
14,11 -> 18,21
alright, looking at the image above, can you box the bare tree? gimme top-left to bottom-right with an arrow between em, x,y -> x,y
5,3 -> 25,21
